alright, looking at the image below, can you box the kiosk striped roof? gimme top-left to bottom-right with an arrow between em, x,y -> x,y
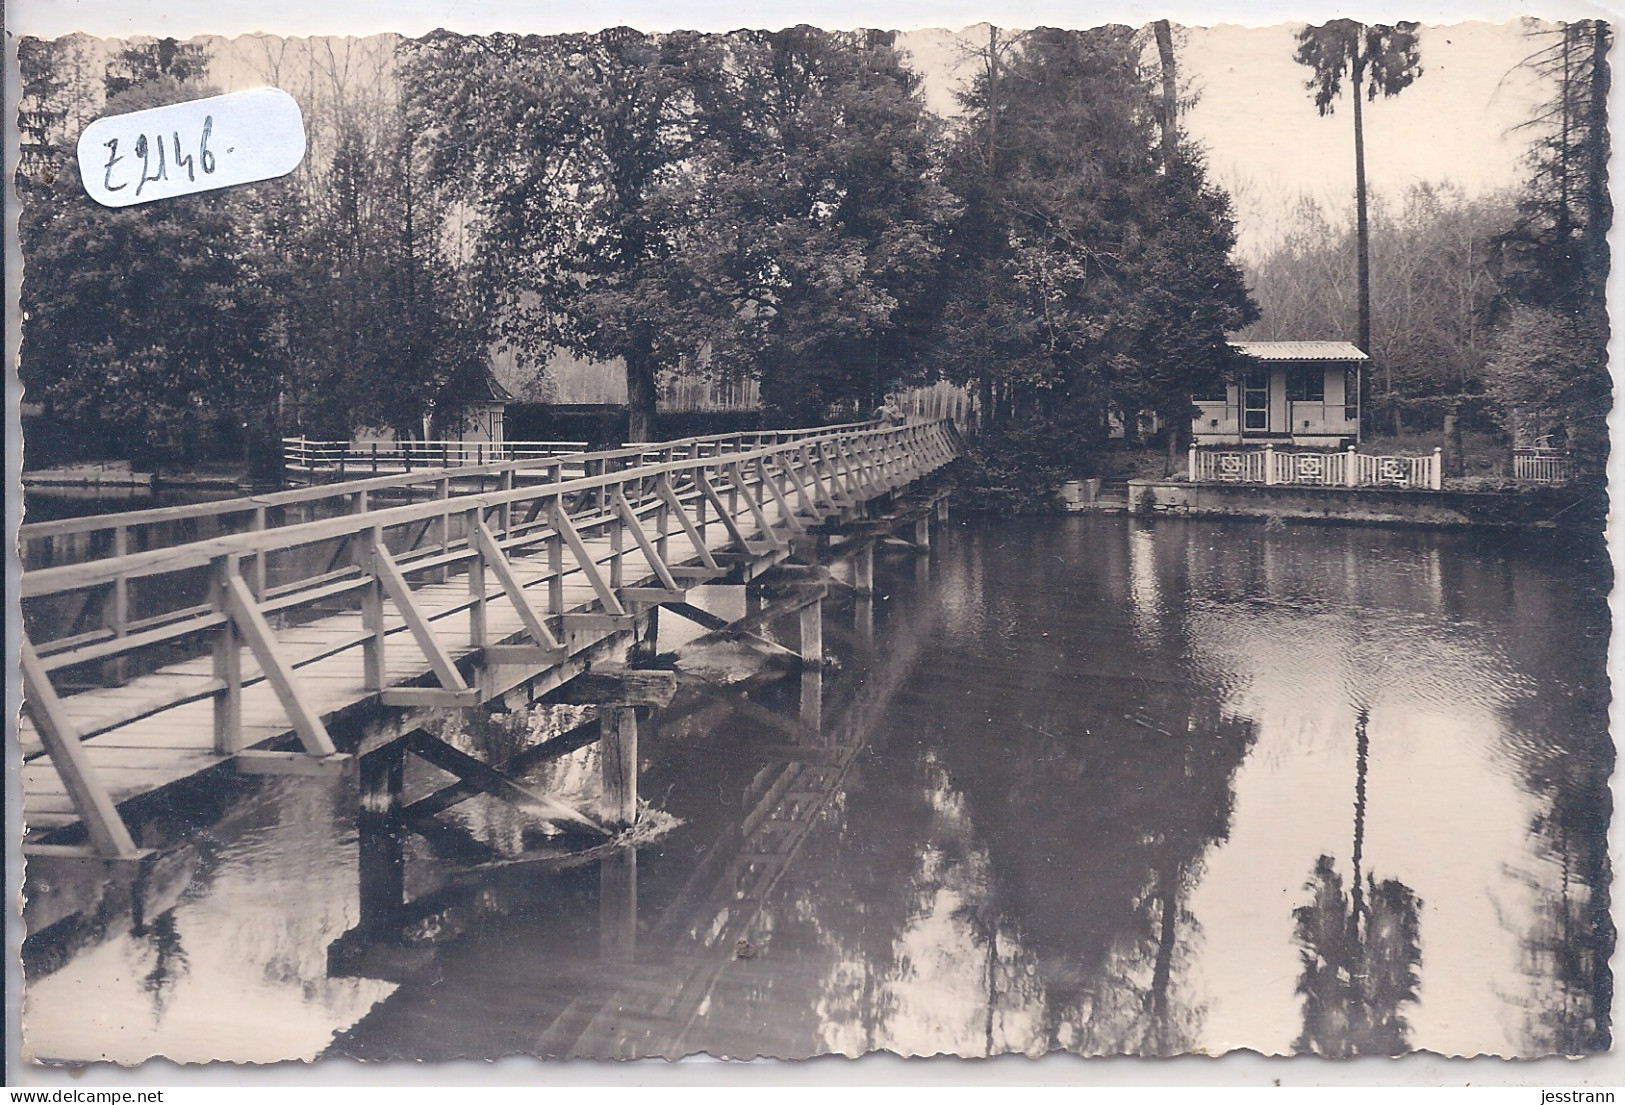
1229,341 -> 1368,361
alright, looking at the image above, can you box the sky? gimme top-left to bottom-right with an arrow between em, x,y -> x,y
7,2 -> 1612,261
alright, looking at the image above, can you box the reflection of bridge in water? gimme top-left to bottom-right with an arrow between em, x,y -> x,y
18,420 -> 960,967
321,560 -> 942,1060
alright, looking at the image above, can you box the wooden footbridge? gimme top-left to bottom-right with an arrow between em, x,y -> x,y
17,420 -> 961,904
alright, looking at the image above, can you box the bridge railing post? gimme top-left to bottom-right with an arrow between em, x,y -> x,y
499,470 -> 515,540
428,478 -> 451,584
548,502 -> 566,617
609,490 -> 625,590
360,527 -> 386,691
250,507 -> 268,601
467,506 -> 487,649
655,480 -> 671,566
695,469 -> 709,538
101,525 -> 130,687
212,553 -> 244,755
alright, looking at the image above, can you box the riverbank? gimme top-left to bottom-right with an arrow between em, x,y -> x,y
20,467 -> 269,524
1128,478 -> 1606,530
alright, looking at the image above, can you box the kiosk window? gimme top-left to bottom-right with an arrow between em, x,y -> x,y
1286,367 -> 1325,402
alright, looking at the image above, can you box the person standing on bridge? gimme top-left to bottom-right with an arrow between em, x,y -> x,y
873,401 -> 906,426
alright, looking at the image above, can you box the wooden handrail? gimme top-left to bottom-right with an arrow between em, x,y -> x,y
23,421 -> 881,546
21,421 -> 948,600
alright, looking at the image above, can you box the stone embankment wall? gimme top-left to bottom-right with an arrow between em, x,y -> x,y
1127,480 -> 1606,529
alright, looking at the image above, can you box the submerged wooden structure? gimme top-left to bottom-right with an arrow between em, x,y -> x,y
18,420 -> 961,915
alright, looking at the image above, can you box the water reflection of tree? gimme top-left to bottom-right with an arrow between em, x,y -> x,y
912,519 -> 1259,1056
932,678 -> 1253,1054
1501,700 -> 1613,1053
1292,709 -> 1422,1057
1477,528 -> 1612,1055
1516,800 -> 1612,1055
1063,858 -> 1207,1057
135,911 -> 190,1019
1292,855 -> 1421,1056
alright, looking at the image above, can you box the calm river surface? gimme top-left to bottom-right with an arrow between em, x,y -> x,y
22,514 -> 1612,1063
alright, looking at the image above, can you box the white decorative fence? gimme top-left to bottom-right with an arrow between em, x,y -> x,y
1189,445 -> 1442,491
1513,451 -> 1575,483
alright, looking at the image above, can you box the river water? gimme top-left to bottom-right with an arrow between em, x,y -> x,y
20,514 -> 1613,1063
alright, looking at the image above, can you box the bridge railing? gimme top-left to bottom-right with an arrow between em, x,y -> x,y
283,437 -> 589,476
20,420 -> 961,821
283,424 -> 880,478
22,421 -> 888,576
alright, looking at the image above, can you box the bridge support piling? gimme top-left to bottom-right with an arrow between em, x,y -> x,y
800,666 -> 823,734
548,666 -> 676,830
358,742 -> 406,932
798,597 -> 823,667
852,541 -> 874,594
600,708 -> 639,830
630,604 -> 660,664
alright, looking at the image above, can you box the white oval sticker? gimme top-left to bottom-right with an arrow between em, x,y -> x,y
76,87 -> 306,208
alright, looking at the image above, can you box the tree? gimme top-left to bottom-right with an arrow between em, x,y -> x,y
403,27 -> 950,437
1501,20 -> 1611,310
18,75 -> 276,468
251,36 -> 491,440
1294,21 -> 1423,356
401,29 -> 733,441
933,25 -> 1255,500
1486,20 -> 1611,471
1239,185 -> 1515,430
1482,302 -> 1609,462
104,36 -> 209,99
15,35 -> 103,188
690,27 -> 955,421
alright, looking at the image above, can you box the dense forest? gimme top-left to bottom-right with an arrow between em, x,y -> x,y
14,20 -> 1611,488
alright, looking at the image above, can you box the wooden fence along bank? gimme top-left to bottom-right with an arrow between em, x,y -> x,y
19,420 -> 961,935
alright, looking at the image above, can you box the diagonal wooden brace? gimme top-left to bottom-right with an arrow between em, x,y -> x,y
19,637 -> 141,858
404,731 -> 607,836
367,532 -> 471,693
776,451 -> 817,518
612,487 -> 681,592
727,462 -> 783,548
471,518 -> 564,651
655,474 -> 720,571
694,470 -> 756,554
220,570 -> 339,756
756,456 -> 805,534
548,498 -> 628,617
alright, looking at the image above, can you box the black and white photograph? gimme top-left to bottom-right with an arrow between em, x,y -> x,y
4,0 -> 1618,1077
